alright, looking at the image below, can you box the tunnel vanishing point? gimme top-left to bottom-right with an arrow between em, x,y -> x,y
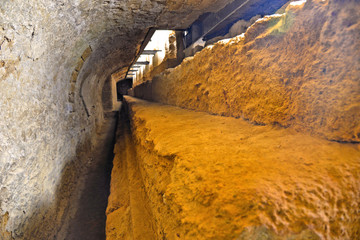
0,0 -> 360,239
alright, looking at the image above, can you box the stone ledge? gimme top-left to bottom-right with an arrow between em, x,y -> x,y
107,96 -> 360,239
134,0 -> 360,143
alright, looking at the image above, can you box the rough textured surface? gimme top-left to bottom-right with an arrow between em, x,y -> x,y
62,112 -> 116,240
136,0 -> 360,142
107,96 -> 360,239
0,213 -> 13,240
106,108 -> 156,240
0,0 -> 235,238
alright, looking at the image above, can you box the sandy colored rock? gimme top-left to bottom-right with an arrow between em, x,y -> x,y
1,0 -> 359,238
0,0 -> 243,238
106,111 -> 156,240
138,0 -> 360,142
74,58 -> 84,72
106,96 -> 360,239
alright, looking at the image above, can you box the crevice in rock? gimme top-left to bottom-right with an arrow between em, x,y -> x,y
62,112 -> 119,240
106,104 -> 157,239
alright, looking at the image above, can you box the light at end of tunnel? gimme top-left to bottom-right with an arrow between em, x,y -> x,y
290,0 -> 307,7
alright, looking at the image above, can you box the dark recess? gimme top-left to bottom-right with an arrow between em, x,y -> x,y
117,78 -> 133,100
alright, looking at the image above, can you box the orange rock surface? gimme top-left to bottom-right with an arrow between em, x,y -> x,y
106,96 -> 360,239
144,0 -> 360,142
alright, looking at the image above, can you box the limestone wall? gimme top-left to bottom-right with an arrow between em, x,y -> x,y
0,2 -> 97,238
107,96 -> 360,239
0,0 -> 236,238
138,0 -> 360,142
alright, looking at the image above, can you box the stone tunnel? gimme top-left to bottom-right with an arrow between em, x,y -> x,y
0,0 -> 359,239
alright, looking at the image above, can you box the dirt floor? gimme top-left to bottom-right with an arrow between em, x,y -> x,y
106,96 -> 360,240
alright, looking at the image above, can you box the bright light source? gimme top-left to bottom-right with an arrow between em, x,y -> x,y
130,30 -> 175,84
290,0 -> 307,7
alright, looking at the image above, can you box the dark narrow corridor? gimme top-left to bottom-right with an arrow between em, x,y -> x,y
64,113 -> 118,240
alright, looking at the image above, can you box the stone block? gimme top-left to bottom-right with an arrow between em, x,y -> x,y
81,46 -> 92,61
71,71 -> 78,83
74,58 -> 84,72
70,82 -> 76,92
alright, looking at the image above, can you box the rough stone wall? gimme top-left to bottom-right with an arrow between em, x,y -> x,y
139,0 -> 360,142
107,96 -> 360,239
0,2 -> 95,238
0,0 -> 235,238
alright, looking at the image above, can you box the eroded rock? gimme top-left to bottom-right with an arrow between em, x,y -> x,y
106,96 -> 360,239
0,0 -> 237,238
137,0 -> 360,142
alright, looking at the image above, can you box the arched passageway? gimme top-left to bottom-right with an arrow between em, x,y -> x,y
1,0 -> 359,239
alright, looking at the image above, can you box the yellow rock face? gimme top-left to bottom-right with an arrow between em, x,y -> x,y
107,1 -> 360,239
106,96 -> 360,240
145,0 -> 360,142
